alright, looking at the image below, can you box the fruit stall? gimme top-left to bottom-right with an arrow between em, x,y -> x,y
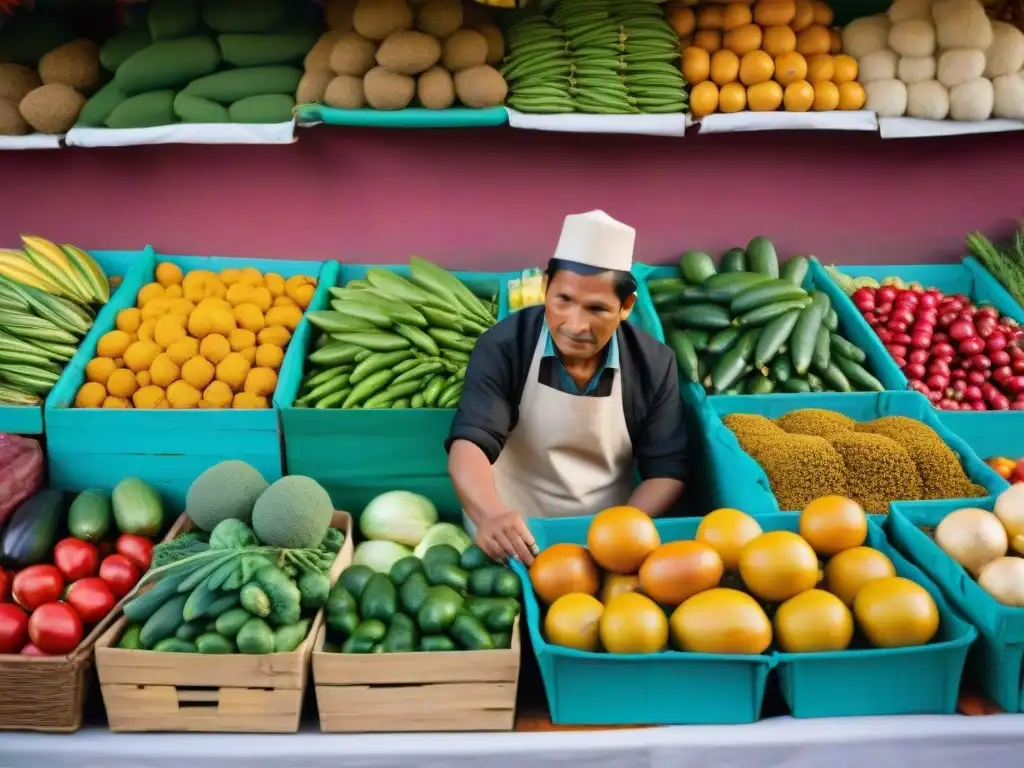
3,0 -> 1024,766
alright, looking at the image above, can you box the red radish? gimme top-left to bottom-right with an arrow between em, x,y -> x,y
1006,376 -> 1024,394
970,355 -> 992,370
905,363 -> 926,379
886,343 -> 907,359
938,399 -> 960,410
959,337 -> 985,355
964,384 -> 982,402
967,370 -> 987,385
949,321 -> 975,340
909,349 -> 928,364
908,379 -> 928,393
926,374 -> 950,391
986,334 -> 1007,352
877,329 -> 894,343
852,288 -> 875,311
951,368 -> 968,381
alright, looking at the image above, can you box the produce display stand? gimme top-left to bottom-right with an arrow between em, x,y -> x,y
503,110 -> 688,137
93,510 -> 354,733
695,111 -> 878,135
312,617 -> 520,732
44,254 -> 338,509
0,511 -> 189,733
296,105 -> 509,129
63,122 -> 298,148
0,248 -> 150,436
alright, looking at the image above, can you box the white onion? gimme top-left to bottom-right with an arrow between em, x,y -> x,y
978,557 -> 1024,606
934,507 -> 1008,576
994,483 -> 1024,553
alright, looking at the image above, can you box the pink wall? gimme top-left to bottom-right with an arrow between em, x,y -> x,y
2,127 -> 1021,269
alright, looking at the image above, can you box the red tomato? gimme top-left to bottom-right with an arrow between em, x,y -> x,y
115,534 -> 154,571
98,555 -> 138,598
65,578 -> 116,624
0,569 -> 11,603
12,565 -> 64,612
28,602 -> 83,655
0,603 -> 29,654
53,538 -> 99,582
20,642 -> 48,656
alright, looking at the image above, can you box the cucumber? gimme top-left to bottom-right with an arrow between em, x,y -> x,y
342,368 -> 395,408
666,329 -> 699,383
833,355 -> 884,391
730,279 -> 808,316
753,309 -> 800,367
710,329 -> 759,393
681,328 -> 710,351
806,372 -> 825,392
123,567 -> 192,622
790,291 -> 831,376
706,327 -> 740,355
829,333 -> 866,363
350,350 -> 415,385
770,354 -> 792,382
701,272 -> 770,304
721,248 -> 746,273
746,373 -> 775,394
780,378 -> 811,393
824,307 -> 839,331
679,250 -> 717,285
670,303 -> 732,331
734,299 -> 810,328
652,290 -> 685,312
648,277 -> 687,294
140,593 -> 188,649
331,332 -> 410,352
745,236 -> 778,278
812,326 -> 831,371
816,362 -> 851,392
197,633 -> 235,654
779,255 -> 809,287
153,638 -> 196,653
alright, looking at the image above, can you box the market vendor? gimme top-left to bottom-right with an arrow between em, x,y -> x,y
446,210 -> 688,566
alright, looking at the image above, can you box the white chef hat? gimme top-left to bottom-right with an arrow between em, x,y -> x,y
551,210 -> 635,273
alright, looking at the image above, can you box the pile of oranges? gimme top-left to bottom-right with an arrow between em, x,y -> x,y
666,0 -> 867,117
529,497 -> 942,656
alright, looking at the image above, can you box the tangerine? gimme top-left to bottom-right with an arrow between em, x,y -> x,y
774,589 -> 853,652
544,593 -> 604,651
639,540 -> 723,606
824,546 -> 896,606
587,506 -> 660,574
739,531 -> 819,602
696,508 -> 762,570
669,588 -> 772,654
800,495 -> 867,556
854,577 -> 939,648
599,592 -> 669,654
529,543 -> 600,604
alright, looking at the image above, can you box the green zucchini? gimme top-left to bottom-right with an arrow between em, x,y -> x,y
679,250 -> 717,285
779,255 -> 809,286
829,333 -> 866,363
780,378 -> 810,393
823,307 -> 839,331
790,291 -> 831,376
812,326 -> 831,371
734,299 -> 810,328
753,309 -> 800,367
648,277 -> 687,294
706,327 -> 740,355
670,303 -> 732,331
681,328 -> 710,351
710,328 -> 760,393
652,291 -> 685,312
770,354 -> 792,382
806,372 -> 825,392
746,373 -> 775,394
667,329 -> 699,383
745,236 -> 779,278
816,362 -> 851,392
833,355 -> 884,391
331,332 -> 411,352
730,279 -> 808,316
721,248 -> 746,273
308,343 -> 364,366
701,272 -> 770,304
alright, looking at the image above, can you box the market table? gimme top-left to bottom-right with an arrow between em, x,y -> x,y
4,715 -> 1024,768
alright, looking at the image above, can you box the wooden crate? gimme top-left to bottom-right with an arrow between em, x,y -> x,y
0,511 -> 189,733
94,510 -> 353,733
313,615 -> 521,732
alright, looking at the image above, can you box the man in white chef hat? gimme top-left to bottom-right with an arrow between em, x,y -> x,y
446,210 -> 689,565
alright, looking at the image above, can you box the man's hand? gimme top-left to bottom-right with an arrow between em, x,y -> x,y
476,510 -> 538,566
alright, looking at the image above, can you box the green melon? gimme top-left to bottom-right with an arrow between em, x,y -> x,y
252,475 -> 333,549
186,460 -> 268,532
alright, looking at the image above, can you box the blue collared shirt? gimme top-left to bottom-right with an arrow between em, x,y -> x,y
542,321 -> 619,396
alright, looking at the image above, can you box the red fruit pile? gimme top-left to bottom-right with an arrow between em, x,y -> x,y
852,285 -> 1024,411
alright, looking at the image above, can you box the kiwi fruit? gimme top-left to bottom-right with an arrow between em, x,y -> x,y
454,64 -> 506,108
474,22 -> 505,66
324,74 -> 365,108
0,63 -> 42,103
376,30 -> 441,75
324,0 -> 357,31
363,65 -> 415,110
297,69 -> 335,103
19,83 -> 85,133
330,32 -> 378,76
441,29 -> 487,71
305,30 -> 346,71
0,98 -> 29,136
416,0 -> 462,38
417,66 -> 454,109
38,39 -> 101,93
352,0 -> 413,42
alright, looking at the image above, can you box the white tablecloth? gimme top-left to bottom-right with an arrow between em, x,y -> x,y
4,716 -> 1024,768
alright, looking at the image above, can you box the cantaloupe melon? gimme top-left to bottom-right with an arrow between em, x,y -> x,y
186,459 -> 269,531
252,475 -> 333,548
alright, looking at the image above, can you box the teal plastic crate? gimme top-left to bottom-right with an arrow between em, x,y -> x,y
510,515 -> 775,726
277,264 -> 511,518
816,259 -> 1024,459
297,104 -> 509,128
45,252 -> 336,508
770,512 -> 974,718
701,390 -> 1009,515
0,248 -> 151,436
888,499 -> 1024,711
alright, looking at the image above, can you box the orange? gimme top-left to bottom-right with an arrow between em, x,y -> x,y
783,79 -> 814,111
544,593 -> 604,651
739,531 -> 819,601
811,0 -> 833,25
682,46 -> 711,84
805,53 -> 834,83
695,508 -> 762,570
774,589 -> 853,652
747,80 -> 783,110
800,495 -> 866,555
812,80 -> 839,110
639,540 -> 723,606
667,6 -> 696,37
791,0 -> 814,31
854,577 -> 940,649
696,5 -> 725,29
739,50 -> 775,85
754,0 -> 796,26
795,24 -> 831,56
762,24 -> 796,56
694,29 -> 723,52
831,53 -> 858,84
837,81 -> 866,110
722,2 -> 753,30
588,506 -> 660,574
599,592 -> 668,654
710,49 -> 740,86
689,80 -> 720,117
825,546 -> 896,606
723,23 -> 762,55
718,82 -> 747,112
600,573 -> 640,604
774,51 -> 807,85
829,27 -> 842,53
529,543 -> 600,604
670,588 -> 772,654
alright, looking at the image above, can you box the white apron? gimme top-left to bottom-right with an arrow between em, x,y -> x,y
463,329 -> 634,532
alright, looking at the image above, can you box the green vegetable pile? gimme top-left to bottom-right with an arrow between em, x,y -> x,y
325,544 -> 521,654
654,237 -> 885,395
296,258 -> 497,410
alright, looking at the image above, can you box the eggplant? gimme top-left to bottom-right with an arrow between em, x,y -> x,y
1,489 -> 64,568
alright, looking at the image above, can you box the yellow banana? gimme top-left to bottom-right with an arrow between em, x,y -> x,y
0,255 -> 67,296
20,242 -> 91,303
62,243 -> 110,304
21,236 -> 79,284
